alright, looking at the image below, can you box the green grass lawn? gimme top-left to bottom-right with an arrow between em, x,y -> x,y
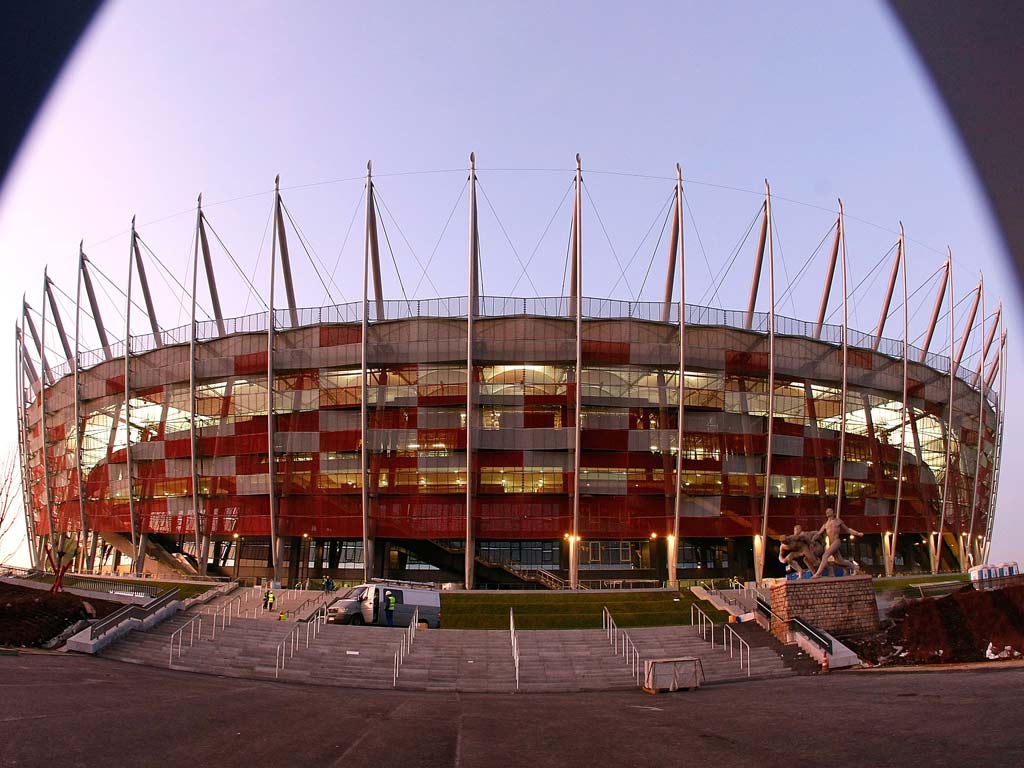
25,574 -> 215,601
440,589 -> 729,630
871,572 -> 968,594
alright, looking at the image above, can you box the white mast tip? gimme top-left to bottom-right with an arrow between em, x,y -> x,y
366,161 -> 372,173
470,151 -> 476,166
576,153 -> 581,167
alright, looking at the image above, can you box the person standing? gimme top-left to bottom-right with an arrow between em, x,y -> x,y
267,589 -> 276,613
384,590 -> 396,627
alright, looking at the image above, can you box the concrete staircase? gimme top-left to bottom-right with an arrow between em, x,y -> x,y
515,630 -> 638,692
396,630 -> 517,692
98,604 -> 795,693
627,626 -> 794,684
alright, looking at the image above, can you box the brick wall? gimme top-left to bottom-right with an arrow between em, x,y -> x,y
769,575 -> 879,641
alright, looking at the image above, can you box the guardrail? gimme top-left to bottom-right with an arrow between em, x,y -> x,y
601,607 -> 642,686
691,602 -> 750,675
720,624 -> 751,676
89,588 -> 180,641
754,596 -> 832,655
392,607 -> 420,687
690,602 -> 716,643
509,608 -> 520,691
274,624 -> 302,679
272,602 -> 332,679
168,614 -> 203,667
204,595 -> 243,639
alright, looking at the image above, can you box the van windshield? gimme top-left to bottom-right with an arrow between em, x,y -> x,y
339,586 -> 368,601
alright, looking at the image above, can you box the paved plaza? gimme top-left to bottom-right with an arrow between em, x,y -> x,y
2,653 -> 1021,767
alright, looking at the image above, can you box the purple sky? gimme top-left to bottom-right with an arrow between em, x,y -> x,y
0,0 -> 1018,565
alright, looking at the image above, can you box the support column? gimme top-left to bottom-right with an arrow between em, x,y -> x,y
131,232 -> 162,348
39,271 -> 57,564
14,325 -> 37,568
570,154 -> 583,590
965,276 -> 987,566
889,225 -> 910,577
872,247 -> 902,350
360,162 -> 378,583
267,179 -> 282,585
933,254 -> 955,573
80,255 -> 112,359
744,203 -> 769,330
670,164 -> 685,588
124,222 -> 142,573
983,331 -> 1007,562
73,246 -> 90,569
920,261 -> 950,362
190,195 -> 207,574
835,201 -> 850,521
813,222 -> 841,340
755,181 -> 776,585
465,153 -> 480,590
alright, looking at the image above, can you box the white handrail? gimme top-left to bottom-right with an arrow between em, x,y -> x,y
392,606 -> 420,687
509,608 -> 520,691
168,614 -> 202,667
721,624 -> 751,677
690,603 -> 716,647
601,607 -> 642,686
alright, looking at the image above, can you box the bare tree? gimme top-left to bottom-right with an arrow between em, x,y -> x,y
0,451 -> 23,565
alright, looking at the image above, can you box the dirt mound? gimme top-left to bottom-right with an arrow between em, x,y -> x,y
847,584 -> 1024,665
0,582 -> 121,648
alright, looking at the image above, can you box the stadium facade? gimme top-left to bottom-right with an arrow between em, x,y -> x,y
16,158 -> 1008,588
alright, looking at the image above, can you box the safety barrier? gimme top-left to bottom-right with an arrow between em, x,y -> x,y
168,614 -> 203,667
691,602 -> 750,676
601,607 -> 642,686
392,607 -> 420,687
89,588 -> 180,641
509,608 -> 520,691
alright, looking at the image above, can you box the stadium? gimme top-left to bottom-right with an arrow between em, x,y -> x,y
15,159 -> 1007,589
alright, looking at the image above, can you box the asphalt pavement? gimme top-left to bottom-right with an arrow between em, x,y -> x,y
1,652 -> 1021,768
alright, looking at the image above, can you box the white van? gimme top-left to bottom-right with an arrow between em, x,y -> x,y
327,582 -> 441,628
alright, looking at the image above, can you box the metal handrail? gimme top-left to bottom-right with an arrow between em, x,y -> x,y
275,603 -> 330,678
205,595 -> 242,639
274,623 -> 301,679
89,588 -> 180,640
721,624 -> 751,677
601,607 -> 642,686
690,603 -> 716,646
168,614 -> 203,667
509,608 -> 520,691
535,568 -> 565,590
393,606 -> 420,687
754,596 -> 832,654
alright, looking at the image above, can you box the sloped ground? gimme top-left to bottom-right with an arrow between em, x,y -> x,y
441,589 -> 728,630
0,582 -> 120,648
846,584 -> 1024,665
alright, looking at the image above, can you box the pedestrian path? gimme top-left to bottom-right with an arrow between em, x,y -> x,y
97,601 -> 795,692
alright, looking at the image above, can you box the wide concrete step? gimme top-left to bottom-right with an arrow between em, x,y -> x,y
99,613 -> 794,693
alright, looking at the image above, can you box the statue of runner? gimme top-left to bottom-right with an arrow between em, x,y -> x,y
778,525 -> 822,575
812,507 -> 862,578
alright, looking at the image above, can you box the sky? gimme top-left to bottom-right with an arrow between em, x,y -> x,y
0,0 -> 1019,565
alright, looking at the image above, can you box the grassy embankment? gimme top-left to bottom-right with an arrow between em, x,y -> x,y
441,589 -> 729,630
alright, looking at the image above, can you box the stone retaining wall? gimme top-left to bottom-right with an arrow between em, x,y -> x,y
769,575 -> 879,641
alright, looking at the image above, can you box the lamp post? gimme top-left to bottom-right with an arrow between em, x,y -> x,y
232,533 -> 241,580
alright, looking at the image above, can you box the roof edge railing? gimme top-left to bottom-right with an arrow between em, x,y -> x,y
41,295 -> 988,400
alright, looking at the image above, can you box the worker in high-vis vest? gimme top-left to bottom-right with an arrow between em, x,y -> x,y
384,590 -> 396,627
267,590 -> 276,612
